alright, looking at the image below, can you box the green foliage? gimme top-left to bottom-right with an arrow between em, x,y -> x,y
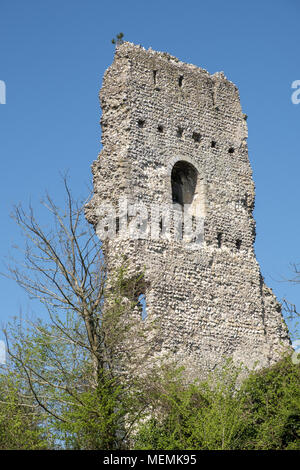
2,331 -> 299,450
134,357 -> 300,450
58,378 -> 125,449
111,32 -> 124,45
3,181 -> 299,450
240,355 -> 300,449
3,182 -> 155,449
0,372 -> 48,450
2,266 -> 151,449
133,361 -> 249,450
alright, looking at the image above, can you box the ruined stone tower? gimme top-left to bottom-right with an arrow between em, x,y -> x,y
85,42 -> 290,375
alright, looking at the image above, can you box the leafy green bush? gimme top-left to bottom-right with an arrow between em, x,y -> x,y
0,373 -> 48,450
239,355 -> 300,449
134,356 -> 300,450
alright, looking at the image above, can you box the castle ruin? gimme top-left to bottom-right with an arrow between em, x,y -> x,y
85,42 -> 291,375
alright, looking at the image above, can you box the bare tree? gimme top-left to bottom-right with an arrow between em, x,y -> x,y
2,178 -> 155,449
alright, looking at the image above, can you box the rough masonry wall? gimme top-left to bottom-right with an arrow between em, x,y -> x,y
86,42 -> 291,376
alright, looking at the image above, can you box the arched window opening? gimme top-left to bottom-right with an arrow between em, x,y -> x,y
171,160 -> 205,221
171,161 -> 198,207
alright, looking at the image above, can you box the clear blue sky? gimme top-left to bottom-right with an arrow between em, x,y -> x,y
0,0 -> 299,341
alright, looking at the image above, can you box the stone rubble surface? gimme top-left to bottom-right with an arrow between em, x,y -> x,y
85,42 -> 291,376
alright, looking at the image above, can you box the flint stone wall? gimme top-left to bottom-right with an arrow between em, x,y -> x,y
85,42 -> 291,375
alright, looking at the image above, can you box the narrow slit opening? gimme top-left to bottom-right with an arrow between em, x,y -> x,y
153,70 -> 157,85
236,239 -> 242,250
138,294 -> 147,321
177,127 -> 183,138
